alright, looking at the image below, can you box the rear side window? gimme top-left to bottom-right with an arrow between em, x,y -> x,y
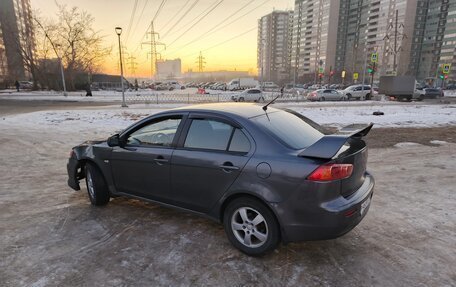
229,129 -> 250,153
184,119 -> 251,153
251,111 -> 323,149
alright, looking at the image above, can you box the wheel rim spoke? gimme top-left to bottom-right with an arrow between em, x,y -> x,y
253,230 -> 267,242
232,222 -> 243,231
239,208 -> 249,222
251,214 -> 264,226
244,233 -> 252,245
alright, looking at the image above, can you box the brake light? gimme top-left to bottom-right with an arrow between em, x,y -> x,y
307,164 -> 353,181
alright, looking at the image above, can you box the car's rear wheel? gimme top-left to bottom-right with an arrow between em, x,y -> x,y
223,197 -> 280,256
239,97 -> 245,102
346,93 -> 352,100
85,163 -> 110,206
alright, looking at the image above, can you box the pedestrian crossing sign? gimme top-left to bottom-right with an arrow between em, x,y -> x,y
442,64 -> 451,74
371,53 -> 378,63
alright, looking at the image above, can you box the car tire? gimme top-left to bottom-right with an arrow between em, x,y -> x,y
239,97 -> 245,102
366,93 -> 371,100
85,163 -> 110,206
223,197 -> 280,256
346,94 -> 352,100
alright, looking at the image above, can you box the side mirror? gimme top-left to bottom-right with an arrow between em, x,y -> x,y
107,134 -> 120,147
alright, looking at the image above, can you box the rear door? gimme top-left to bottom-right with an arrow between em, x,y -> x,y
170,114 -> 253,212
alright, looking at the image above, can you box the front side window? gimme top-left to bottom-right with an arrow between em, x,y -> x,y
127,117 -> 182,146
184,119 -> 250,153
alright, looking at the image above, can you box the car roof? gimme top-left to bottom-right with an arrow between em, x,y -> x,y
171,103 -> 279,119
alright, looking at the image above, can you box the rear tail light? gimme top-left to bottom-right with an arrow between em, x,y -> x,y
307,164 -> 353,181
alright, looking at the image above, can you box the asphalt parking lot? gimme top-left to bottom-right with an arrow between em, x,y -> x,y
0,102 -> 455,287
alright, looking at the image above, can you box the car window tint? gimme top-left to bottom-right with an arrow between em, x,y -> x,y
127,118 -> 181,146
229,129 -> 250,153
184,119 -> 233,151
252,111 -> 324,149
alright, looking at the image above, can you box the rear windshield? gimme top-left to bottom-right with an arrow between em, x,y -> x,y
251,110 -> 324,149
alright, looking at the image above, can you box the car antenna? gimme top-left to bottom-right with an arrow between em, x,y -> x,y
262,87 -> 283,111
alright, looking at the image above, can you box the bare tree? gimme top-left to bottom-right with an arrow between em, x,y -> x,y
49,4 -> 111,90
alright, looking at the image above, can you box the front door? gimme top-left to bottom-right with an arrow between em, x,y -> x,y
170,117 -> 252,212
110,116 -> 183,201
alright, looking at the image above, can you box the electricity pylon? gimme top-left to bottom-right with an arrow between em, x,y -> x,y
141,21 -> 165,80
196,51 -> 206,72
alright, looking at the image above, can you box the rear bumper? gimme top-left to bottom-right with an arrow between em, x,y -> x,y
67,158 -> 81,190
275,173 -> 375,243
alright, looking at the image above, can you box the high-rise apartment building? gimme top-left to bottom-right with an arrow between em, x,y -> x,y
257,10 -> 293,84
263,0 -> 455,84
291,0 -> 340,82
0,0 -> 35,83
407,0 -> 456,81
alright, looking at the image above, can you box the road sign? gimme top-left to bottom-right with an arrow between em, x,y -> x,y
342,70 -> 346,78
442,64 -> 451,74
353,73 -> 359,80
371,53 -> 378,63
319,67 -> 324,73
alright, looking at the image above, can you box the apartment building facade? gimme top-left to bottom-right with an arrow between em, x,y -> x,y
0,0 -> 35,84
291,0 -> 340,82
274,0 -> 455,83
257,10 -> 293,84
407,0 -> 456,81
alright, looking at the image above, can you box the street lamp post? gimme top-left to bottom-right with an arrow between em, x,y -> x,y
115,27 -> 127,108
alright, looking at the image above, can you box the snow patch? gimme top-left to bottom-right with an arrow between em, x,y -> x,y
394,142 -> 422,148
430,140 -> 448,145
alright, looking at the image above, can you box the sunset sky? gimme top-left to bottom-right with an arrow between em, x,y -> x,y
31,0 -> 294,78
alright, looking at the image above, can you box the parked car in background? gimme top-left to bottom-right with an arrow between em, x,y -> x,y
342,85 -> 372,100
231,89 -> 265,102
67,103 -> 374,256
422,88 -> 444,98
446,84 -> 456,90
18,81 -> 33,89
307,89 -> 347,101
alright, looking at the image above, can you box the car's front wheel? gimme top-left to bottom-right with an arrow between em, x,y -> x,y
223,197 -> 280,256
85,163 -> 110,206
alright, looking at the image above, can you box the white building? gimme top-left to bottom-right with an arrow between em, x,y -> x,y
156,59 -> 182,80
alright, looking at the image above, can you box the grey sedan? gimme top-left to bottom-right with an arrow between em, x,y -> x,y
67,103 -> 374,256
307,89 -> 347,101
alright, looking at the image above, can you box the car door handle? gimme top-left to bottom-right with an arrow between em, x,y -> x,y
154,156 -> 168,165
219,162 -> 240,172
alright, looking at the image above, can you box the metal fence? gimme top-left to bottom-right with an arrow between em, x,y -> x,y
125,92 -> 308,104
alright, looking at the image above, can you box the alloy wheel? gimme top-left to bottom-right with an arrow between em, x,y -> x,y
231,207 -> 268,248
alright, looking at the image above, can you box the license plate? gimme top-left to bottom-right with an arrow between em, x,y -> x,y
360,196 -> 371,215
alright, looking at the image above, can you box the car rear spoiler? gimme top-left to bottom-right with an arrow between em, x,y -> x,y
299,123 -> 373,160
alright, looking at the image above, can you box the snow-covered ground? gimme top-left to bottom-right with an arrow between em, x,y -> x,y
2,102 -> 455,136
